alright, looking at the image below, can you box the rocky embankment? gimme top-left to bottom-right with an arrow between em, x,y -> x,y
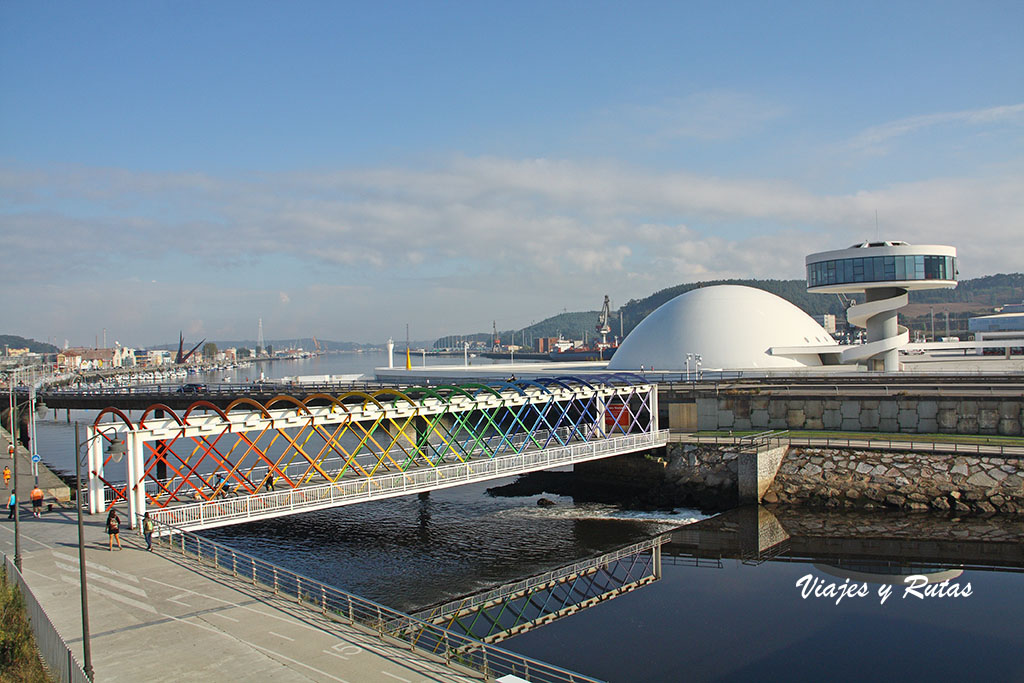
766,447 -> 1024,514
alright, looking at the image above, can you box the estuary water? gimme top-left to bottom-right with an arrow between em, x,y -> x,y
29,354 -> 1024,681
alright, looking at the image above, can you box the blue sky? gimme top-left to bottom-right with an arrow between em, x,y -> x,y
2,1 -> 1022,347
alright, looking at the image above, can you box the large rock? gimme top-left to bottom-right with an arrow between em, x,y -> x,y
966,471 -> 997,488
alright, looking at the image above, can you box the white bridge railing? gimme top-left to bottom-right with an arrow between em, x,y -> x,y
149,430 -> 669,532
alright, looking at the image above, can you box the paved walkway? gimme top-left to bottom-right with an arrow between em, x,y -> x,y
2,435 -> 480,682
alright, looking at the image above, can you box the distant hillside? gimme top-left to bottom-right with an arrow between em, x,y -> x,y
434,312 -> 603,349
619,279 -> 848,336
434,273 -> 1024,347
619,274 -> 1024,339
1,335 -> 59,354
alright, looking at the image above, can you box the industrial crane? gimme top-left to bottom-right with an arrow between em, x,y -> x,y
596,295 -> 613,346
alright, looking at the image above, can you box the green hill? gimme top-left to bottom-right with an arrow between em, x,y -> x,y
0,335 -> 59,354
434,273 -> 1024,347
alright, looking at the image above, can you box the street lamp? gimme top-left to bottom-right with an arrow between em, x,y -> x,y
73,422 -> 126,682
694,354 -> 703,381
8,368 -> 22,570
686,353 -> 694,382
28,372 -> 46,486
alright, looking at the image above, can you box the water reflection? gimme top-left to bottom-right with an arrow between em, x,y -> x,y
509,506 -> 1024,682
413,535 -> 665,643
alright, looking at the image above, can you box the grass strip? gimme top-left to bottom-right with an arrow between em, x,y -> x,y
0,566 -> 54,683
691,430 -> 1024,447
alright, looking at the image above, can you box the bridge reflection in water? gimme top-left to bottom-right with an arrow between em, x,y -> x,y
663,505 -> 1024,576
412,536 -> 666,643
83,375 -> 664,530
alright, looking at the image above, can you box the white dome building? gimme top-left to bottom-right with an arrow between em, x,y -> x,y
608,285 -> 838,371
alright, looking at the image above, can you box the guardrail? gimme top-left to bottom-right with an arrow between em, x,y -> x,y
3,555 -> 90,683
149,431 -> 669,531
93,425 -> 591,505
146,519 -> 602,683
673,431 -> 1024,458
42,380 -> 393,398
415,536 -> 665,623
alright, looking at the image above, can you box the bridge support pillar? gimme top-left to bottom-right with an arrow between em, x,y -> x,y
737,444 -> 788,505
155,409 -> 167,481
87,426 -> 105,515
127,430 -> 146,529
737,505 -> 790,557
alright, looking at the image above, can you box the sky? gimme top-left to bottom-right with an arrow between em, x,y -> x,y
2,1 -> 1022,348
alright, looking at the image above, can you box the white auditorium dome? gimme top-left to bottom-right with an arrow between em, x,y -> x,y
608,285 -> 837,371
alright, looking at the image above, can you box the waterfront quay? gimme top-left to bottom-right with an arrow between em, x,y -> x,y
1,423 -> 596,683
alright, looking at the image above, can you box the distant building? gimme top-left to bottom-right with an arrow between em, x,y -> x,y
819,314 -> 837,334
58,346 -> 135,370
806,240 -> 957,371
148,349 -> 173,366
969,307 -> 1024,354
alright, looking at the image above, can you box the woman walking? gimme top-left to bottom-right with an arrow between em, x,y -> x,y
106,509 -> 122,550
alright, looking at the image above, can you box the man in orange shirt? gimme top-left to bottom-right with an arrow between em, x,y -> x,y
30,486 -> 44,518
2,466 -> 10,489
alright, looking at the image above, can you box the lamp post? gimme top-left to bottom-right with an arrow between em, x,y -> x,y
686,353 -> 694,382
695,354 -> 703,381
9,368 -> 22,570
73,422 -> 126,682
28,371 -> 42,486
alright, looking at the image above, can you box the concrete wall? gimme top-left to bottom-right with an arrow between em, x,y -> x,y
696,396 -> 1024,435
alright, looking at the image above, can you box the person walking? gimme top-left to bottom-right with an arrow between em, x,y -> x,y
7,491 -> 14,520
30,486 -> 43,518
105,509 -> 122,550
142,512 -> 155,551
2,466 -> 10,489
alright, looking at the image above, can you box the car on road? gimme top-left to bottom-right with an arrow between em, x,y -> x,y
177,383 -> 208,394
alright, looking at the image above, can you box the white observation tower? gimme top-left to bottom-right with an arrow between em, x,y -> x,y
806,241 -> 957,371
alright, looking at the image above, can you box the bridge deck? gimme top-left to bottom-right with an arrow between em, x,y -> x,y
150,431 -> 668,532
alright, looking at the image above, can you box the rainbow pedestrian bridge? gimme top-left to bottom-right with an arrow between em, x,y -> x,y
84,375 -> 666,532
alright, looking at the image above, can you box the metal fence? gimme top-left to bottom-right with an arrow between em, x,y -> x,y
3,555 -> 90,683
97,425 -> 587,505
673,430 -> 1024,458
147,519 -> 602,683
148,430 -> 669,531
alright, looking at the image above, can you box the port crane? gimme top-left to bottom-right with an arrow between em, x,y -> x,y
596,295 -> 613,347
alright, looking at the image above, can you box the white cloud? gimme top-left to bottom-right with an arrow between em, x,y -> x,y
848,103 -> 1024,154
2,155 -> 1021,344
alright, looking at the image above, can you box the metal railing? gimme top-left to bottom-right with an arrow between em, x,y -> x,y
147,519 -> 602,683
415,536 -> 665,623
673,431 -> 1024,458
3,555 -> 90,683
148,431 -> 669,531
102,425 -> 587,505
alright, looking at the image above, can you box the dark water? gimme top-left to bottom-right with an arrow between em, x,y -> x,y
202,478 -> 699,611
29,356 -> 1024,681
505,557 -> 1024,682
200,483 -> 1024,682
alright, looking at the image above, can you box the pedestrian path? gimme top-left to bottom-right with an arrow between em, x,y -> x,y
1,425 -> 484,682
0,504 -> 486,682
